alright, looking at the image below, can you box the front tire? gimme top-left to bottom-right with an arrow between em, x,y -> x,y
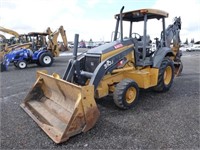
17,60 -> 27,69
113,79 -> 139,110
153,57 -> 174,92
38,52 -> 53,67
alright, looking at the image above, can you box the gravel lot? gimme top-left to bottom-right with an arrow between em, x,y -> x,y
1,50 -> 199,149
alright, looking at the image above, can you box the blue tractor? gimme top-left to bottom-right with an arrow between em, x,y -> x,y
1,47 -> 54,72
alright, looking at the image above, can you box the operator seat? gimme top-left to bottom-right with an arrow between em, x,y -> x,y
138,35 -> 151,49
137,35 -> 152,57
27,49 -> 33,57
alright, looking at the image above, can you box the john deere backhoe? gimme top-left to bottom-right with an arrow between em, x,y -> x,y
21,7 -> 182,143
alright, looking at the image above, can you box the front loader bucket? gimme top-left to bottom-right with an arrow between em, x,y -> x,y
20,71 -> 100,143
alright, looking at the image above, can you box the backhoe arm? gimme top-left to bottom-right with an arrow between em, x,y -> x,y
0,26 -> 19,38
59,26 -> 69,51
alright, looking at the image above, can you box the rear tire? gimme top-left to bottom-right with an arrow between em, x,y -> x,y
39,52 -> 53,67
113,79 -> 139,109
17,60 -> 27,69
153,57 -> 174,92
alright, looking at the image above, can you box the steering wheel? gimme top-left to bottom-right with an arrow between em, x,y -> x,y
131,33 -> 142,41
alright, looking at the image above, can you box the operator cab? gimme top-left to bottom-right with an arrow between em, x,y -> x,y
28,32 -> 48,51
114,8 -> 168,66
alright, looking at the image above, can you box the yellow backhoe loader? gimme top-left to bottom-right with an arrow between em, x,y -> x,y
46,25 -> 69,57
21,7 -> 182,143
0,26 -> 20,59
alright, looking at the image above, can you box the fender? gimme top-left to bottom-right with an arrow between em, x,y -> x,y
32,49 -> 49,60
153,47 -> 174,68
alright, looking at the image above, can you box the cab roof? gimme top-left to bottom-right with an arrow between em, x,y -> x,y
115,8 -> 168,22
28,32 -> 49,36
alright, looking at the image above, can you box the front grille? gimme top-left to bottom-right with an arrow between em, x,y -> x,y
85,55 -> 100,73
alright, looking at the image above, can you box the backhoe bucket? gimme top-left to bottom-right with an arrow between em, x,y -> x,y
174,60 -> 183,76
20,71 -> 100,143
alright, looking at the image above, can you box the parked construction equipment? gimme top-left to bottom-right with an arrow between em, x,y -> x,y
0,26 -> 68,59
46,25 -> 69,57
1,47 -> 53,72
0,30 -> 46,60
0,26 -> 20,59
21,7 -> 182,143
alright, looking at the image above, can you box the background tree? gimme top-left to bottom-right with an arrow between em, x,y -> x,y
184,38 -> 188,45
191,38 -> 195,44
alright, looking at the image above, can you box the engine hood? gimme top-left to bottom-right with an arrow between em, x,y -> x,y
86,39 -> 134,55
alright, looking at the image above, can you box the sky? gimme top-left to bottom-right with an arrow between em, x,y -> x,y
0,0 -> 200,43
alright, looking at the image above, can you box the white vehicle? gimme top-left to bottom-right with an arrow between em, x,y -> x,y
68,43 -> 74,48
186,43 -> 200,52
186,41 -> 200,52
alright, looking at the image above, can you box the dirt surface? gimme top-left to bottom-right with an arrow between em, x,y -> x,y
0,51 -> 199,149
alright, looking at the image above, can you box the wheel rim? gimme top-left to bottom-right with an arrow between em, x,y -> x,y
43,56 -> 51,64
125,87 -> 136,104
19,62 -> 26,68
164,66 -> 172,85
